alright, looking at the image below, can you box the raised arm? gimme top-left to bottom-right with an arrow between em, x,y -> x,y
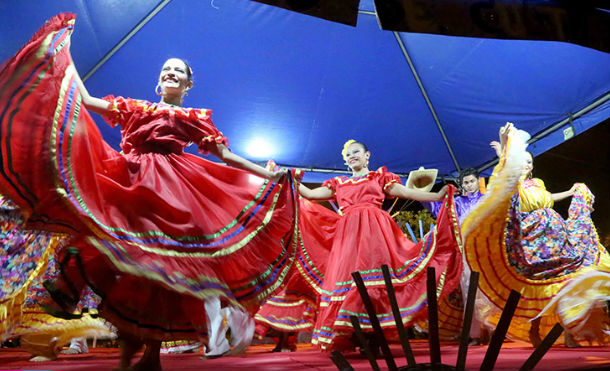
386,183 -> 447,202
490,122 -> 514,158
551,184 -> 577,203
208,143 -> 283,181
298,183 -> 333,200
73,70 -> 110,115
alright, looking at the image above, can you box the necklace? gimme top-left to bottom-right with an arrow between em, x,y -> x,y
351,170 -> 370,178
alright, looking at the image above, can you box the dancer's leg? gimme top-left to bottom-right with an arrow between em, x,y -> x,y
271,331 -> 297,352
117,331 -> 143,370
528,317 -> 542,347
564,331 -> 581,348
130,340 -> 162,371
272,332 -> 290,352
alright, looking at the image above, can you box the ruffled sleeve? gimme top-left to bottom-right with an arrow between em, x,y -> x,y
532,178 -> 546,189
377,167 -> 401,193
189,108 -> 229,155
322,177 -> 338,198
101,95 -> 139,128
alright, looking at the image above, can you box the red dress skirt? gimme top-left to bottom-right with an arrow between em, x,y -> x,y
254,198 -> 338,338
307,168 -> 463,350
0,13 -> 298,341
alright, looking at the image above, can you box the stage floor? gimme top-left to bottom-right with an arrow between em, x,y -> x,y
0,341 -> 608,371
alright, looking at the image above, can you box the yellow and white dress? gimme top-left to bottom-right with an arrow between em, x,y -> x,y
462,129 -> 610,344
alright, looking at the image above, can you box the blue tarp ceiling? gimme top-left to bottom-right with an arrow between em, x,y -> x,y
1,0 -> 608,182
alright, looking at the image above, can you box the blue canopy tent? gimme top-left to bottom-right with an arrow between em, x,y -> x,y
1,0 -> 608,183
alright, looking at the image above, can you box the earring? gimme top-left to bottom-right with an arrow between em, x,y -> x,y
184,88 -> 189,96
155,84 -> 162,96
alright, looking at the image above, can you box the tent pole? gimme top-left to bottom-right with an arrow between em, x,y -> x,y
477,92 -> 610,173
393,32 -> 462,173
82,0 -> 173,81
217,162 -> 412,179
288,165 -> 412,178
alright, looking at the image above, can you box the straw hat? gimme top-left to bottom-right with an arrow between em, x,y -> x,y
405,167 -> 438,192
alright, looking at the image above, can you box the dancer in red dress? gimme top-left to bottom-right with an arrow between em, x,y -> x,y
254,195 -> 338,352
295,140 -> 463,350
0,14 -> 299,370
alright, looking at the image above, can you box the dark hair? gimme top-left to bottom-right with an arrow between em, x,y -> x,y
459,168 -> 478,184
351,140 -> 368,153
342,140 -> 369,159
164,58 -> 193,82
179,58 -> 194,82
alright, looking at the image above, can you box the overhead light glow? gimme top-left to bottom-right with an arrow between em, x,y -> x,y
246,137 -> 274,159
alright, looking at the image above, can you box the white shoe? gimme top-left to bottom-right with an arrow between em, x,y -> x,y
61,337 -> 88,355
204,297 -> 231,357
225,306 -> 254,356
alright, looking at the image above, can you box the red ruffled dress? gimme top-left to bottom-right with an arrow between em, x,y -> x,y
0,13 -> 298,341
307,168 -> 463,350
254,198 -> 338,340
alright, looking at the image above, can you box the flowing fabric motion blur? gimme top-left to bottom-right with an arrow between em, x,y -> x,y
461,127 -> 610,344
0,13 -> 300,355
1,195 -> 115,359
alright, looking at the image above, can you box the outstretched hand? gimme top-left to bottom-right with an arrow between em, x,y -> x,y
552,183 -> 580,203
269,168 -> 288,183
499,122 -> 514,149
438,184 -> 449,199
490,122 -> 515,158
568,183 -> 579,196
490,141 -> 502,158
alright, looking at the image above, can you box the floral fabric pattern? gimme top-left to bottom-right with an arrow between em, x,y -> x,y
1,196 -> 51,301
505,184 -> 600,280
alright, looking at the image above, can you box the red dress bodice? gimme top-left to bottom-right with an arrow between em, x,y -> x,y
103,96 -> 228,155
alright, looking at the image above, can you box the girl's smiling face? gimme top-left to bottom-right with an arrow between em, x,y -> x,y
344,142 -> 370,171
158,58 -> 192,97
